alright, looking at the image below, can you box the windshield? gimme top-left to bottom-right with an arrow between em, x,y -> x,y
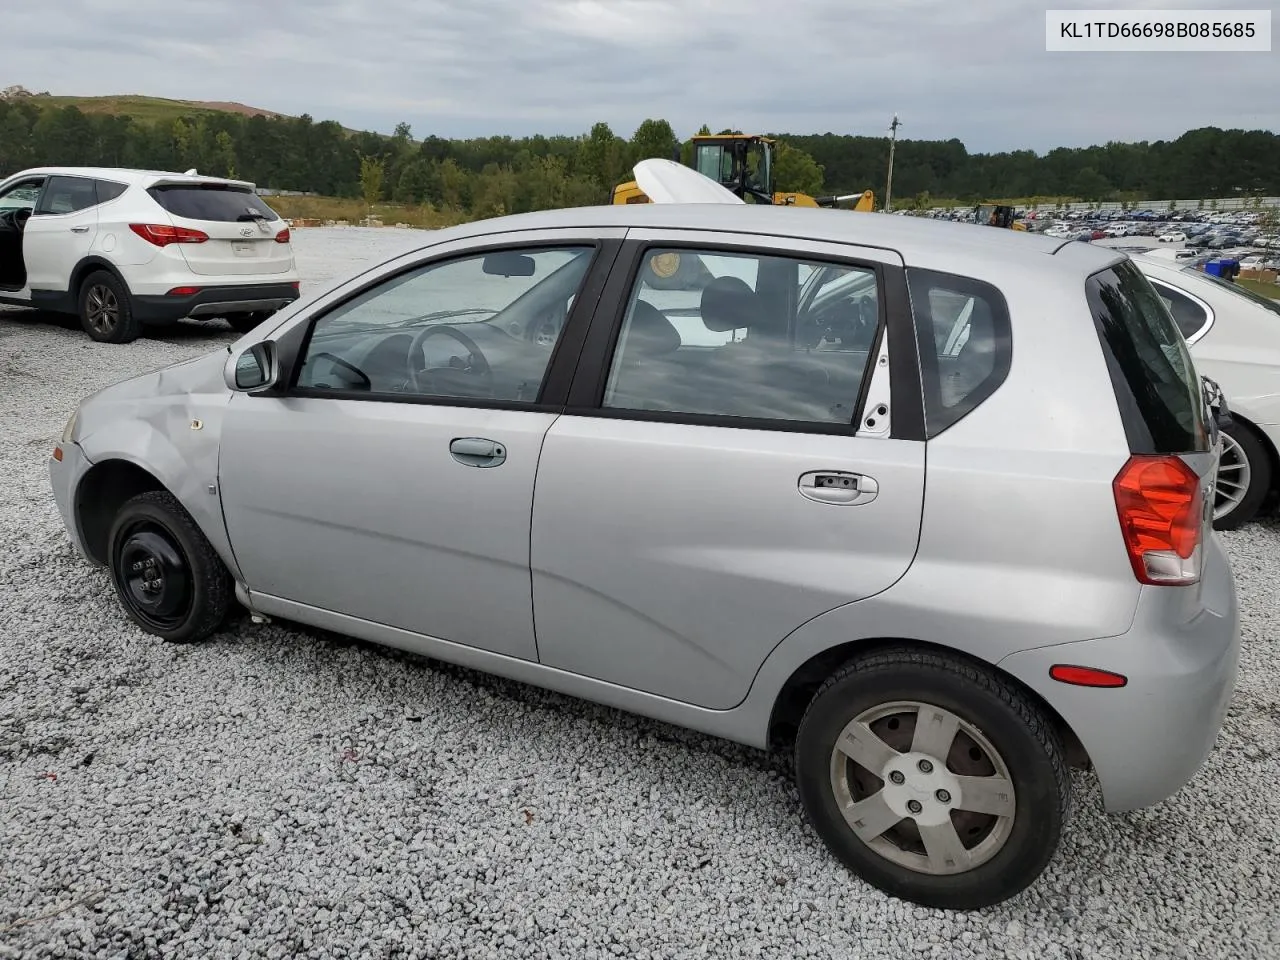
1188,267 -> 1280,318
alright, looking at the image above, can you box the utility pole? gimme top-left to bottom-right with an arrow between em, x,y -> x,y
885,114 -> 901,213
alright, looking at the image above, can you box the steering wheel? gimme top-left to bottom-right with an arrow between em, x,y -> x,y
409,326 -> 494,396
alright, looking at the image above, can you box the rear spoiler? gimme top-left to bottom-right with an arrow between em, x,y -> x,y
146,175 -> 258,191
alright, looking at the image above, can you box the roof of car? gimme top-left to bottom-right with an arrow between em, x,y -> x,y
11,166 -> 254,188
437,203 -> 1124,271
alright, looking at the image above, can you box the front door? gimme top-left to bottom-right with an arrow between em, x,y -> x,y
24,174 -> 100,294
217,236 -> 611,661
0,175 -> 46,291
531,234 -> 927,709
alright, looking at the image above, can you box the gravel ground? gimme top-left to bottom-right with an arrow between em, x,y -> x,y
2,228 -> 1279,960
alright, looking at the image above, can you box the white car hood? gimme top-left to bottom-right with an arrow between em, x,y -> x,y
633,159 -> 745,205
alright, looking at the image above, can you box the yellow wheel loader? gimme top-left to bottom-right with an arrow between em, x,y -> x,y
613,135 -> 875,211
974,203 -> 1027,230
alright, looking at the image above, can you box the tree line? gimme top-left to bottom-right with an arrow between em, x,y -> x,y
1,88 -> 1276,220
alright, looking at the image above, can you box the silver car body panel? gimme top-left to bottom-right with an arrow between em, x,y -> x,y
47,204 -> 1239,816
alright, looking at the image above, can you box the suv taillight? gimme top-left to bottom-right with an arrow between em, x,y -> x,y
129,223 -> 209,246
274,227 -> 291,244
1113,455 -> 1203,586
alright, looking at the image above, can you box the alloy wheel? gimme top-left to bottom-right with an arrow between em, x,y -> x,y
1214,431 -> 1252,521
85,284 -> 120,337
829,700 -> 1016,875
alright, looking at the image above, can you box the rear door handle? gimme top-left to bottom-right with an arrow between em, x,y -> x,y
449,437 -> 506,468
70,225 -> 90,233
798,470 -> 878,505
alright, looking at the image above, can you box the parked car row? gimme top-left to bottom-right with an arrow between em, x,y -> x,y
41,160 -> 1241,912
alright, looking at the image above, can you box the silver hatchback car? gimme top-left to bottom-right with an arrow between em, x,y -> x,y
49,203 -> 1239,909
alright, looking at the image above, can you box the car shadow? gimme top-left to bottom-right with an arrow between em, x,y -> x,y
0,305 -> 238,342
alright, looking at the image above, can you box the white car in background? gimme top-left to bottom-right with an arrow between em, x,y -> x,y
0,166 -> 301,343
1157,231 -> 1187,243
1133,252 -> 1280,528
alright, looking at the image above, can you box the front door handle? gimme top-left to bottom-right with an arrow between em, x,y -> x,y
449,437 -> 506,468
798,470 -> 878,505
70,225 -> 90,233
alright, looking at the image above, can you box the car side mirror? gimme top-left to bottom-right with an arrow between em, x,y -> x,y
226,341 -> 279,393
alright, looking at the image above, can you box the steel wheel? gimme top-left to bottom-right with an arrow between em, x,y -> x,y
84,284 -> 120,338
829,700 -> 1015,875
112,519 -> 195,632
1214,430 -> 1252,521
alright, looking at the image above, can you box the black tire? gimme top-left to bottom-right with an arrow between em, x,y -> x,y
794,647 -> 1070,910
1213,421 -> 1272,531
106,490 -> 232,643
225,310 -> 275,335
78,270 -> 141,343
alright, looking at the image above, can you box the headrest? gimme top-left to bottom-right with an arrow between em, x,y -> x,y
700,275 -> 765,333
625,300 -> 680,356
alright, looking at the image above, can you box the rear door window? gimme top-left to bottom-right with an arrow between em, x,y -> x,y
1086,261 -> 1208,454
906,269 -> 1012,437
34,175 -> 99,215
147,184 -> 280,223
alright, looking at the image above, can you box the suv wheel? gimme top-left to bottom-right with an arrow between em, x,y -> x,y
79,270 -> 141,344
225,310 -> 275,335
795,648 -> 1070,910
1214,421 -> 1271,530
106,490 -> 233,643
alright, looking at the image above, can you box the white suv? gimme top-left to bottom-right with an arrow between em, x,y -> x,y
0,166 -> 301,343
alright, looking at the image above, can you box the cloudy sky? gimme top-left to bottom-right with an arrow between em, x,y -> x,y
9,0 -> 1278,153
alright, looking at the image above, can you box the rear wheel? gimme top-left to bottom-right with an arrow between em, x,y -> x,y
1214,421 -> 1271,530
795,648 -> 1070,910
225,310 -> 275,335
78,270 -> 141,343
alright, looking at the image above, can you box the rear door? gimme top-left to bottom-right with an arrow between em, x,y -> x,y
145,178 -> 293,277
23,174 -> 100,293
530,230 -> 926,709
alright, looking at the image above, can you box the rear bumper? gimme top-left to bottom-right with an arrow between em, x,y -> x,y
997,533 -> 1239,812
134,282 -> 301,323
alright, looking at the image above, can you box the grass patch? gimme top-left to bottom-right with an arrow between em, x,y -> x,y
1239,278 -> 1280,300
266,196 -> 469,230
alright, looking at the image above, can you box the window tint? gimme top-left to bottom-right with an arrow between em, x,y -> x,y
1148,280 -> 1212,341
96,180 -> 128,204
603,247 -> 879,424
907,268 -> 1012,436
35,176 -> 98,215
147,184 -> 280,222
1087,261 -> 1208,454
295,246 -> 594,403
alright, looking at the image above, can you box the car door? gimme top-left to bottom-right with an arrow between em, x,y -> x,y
217,229 -> 622,661
530,230 -> 927,709
23,174 -> 100,293
0,175 -> 46,292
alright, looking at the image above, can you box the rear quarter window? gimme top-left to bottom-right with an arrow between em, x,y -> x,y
147,184 -> 280,223
906,268 -> 1012,437
1086,261 -> 1208,454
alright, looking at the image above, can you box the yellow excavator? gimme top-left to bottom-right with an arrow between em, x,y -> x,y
975,203 -> 1027,230
613,134 -> 876,211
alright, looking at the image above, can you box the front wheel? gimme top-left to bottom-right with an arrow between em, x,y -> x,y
795,648 -> 1070,910
106,490 -> 233,643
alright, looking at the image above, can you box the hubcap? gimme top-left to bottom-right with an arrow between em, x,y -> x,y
1214,432 -> 1251,520
86,285 -> 120,335
114,522 -> 193,629
829,701 -> 1016,875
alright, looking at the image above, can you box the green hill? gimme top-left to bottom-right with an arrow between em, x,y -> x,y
31,92 -> 286,125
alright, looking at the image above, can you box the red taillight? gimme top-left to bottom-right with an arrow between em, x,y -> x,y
129,223 -> 209,246
1112,455 -> 1203,585
166,286 -> 201,297
274,227 -> 291,243
1049,664 -> 1128,688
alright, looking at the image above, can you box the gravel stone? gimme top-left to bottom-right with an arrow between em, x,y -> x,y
2,227 -> 1278,959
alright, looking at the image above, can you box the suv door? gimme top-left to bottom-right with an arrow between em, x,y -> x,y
24,174 -> 101,294
217,229 -> 622,661
530,231 -> 927,709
